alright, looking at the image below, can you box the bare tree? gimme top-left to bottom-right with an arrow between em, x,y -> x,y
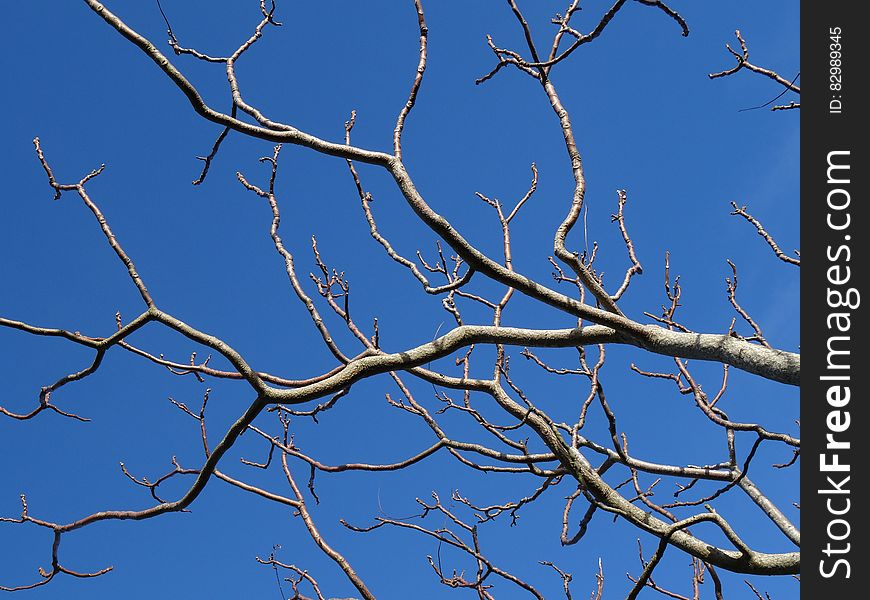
1,1 -> 798,598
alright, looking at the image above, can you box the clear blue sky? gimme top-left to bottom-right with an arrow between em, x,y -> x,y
1,1 -> 798,598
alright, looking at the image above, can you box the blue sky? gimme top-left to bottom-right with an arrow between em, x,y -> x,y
1,1 -> 798,598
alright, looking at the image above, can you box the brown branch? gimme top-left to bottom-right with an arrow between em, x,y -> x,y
238,147 -> 352,364
610,190 -> 643,301
730,202 -> 800,266
0,496 -> 113,592
0,311 -> 153,421
709,31 -> 800,94
540,560 -> 574,600
192,105 -> 235,185
675,360 -> 799,447
346,113 -> 475,295
453,477 -> 562,526
279,453 -> 376,600
34,138 -> 155,308
256,555 -> 327,600
393,0 -> 428,159
745,580 -> 773,600
343,493 -> 545,599
725,260 -> 770,348
117,339 -> 351,388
